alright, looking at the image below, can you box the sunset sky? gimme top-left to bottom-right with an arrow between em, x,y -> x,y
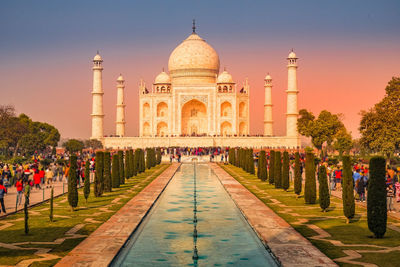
1,0 -> 399,140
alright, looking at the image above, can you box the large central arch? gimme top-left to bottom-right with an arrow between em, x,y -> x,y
181,99 -> 207,136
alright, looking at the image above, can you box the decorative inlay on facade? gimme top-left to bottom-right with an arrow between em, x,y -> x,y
180,95 -> 208,106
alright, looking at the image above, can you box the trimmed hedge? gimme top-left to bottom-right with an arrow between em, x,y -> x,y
282,151 -> 290,191
68,155 -> 79,209
294,152 -> 302,197
274,151 -> 282,188
103,152 -> 112,192
94,151 -> 103,197
318,165 -> 330,211
342,155 -> 355,223
83,159 -> 90,202
112,154 -> 120,188
118,151 -> 125,185
268,150 -> 275,184
304,152 -> 316,204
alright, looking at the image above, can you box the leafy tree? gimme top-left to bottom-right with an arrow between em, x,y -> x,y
84,139 -> 103,150
342,155 -> 355,223
268,150 -> 275,184
104,152 -> 112,192
367,156 -> 387,238
359,77 -> 400,159
297,109 -> 345,152
304,152 -> 316,204
334,128 -> 353,157
258,151 -> 267,181
318,165 -> 330,212
68,155 -> 78,210
49,187 -> 54,222
63,139 -> 84,153
282,151 -> 290,190
112,154 -> 120,188
94,151 -> 104,197
118,151 -> 125,184
84,159 -> 90,202
294,152 -> 302,197
274,151 -> 282,188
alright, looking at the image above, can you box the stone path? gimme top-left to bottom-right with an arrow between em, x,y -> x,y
55,163 -> 180,267
210,163 -> 337,267
0,166 -> 169,267
220,164 -> 400,267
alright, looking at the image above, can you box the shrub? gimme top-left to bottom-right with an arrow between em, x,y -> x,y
94,151 -> 104,197
368,156 -> 387,238
248,149 -> 255,174
24,199 -> 29,234
132,150 -> 137,176
112,154 -> 120,188
294,152 -> 302,197
269,150 -> 275,184
118,151 -> 125,185
318,165 -> 330,211
156,148 -> 162,165
103,152 -> 112,192
274,151 -> 282,188
258,151 -> 267,181
68,155 -> 78,210
282,151 -> 290,191
49,187 -> 54,222
342,155 -> 355,223
304,152 -> 316,204
125,150 -> 130,179
83,159 -> 90,202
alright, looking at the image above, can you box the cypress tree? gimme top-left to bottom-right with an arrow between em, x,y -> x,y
269,150 -> 275,184
118,150 -> 125,185
318,165 -> 330,212
249,148 -> 255,174
94,151 -> 104,197
151,148 -> 156,167
304,152 -> 316,204
228,148 -> 233,165
342,155 -> 355,223
103,152 -> 112,192
258,151 -> 267,181
156,148 -> 162,165
137,149 -> 142,173
49,187 -> 54,222
112,154 -> 120,188
367,156 -> 387,238
282,151 -> 290,191
141,149 -> 146,172
132,150 -> 137,176
68,155 -> 78,210
84,159 -> 90,202
24,198 -> 29,234
257,151 -> 263,179
294,152 -> 302,197
235,148 -> 239,166
125,150 -> 130,179
274,151 -> 282,188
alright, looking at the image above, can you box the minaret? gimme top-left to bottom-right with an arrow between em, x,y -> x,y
116,74 -> 126,137
263,74 -> 273,136
91,52 -> 104,139
286,50 -> 299,137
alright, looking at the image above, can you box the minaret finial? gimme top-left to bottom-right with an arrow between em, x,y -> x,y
192,19 -> 196,33
162,67 -> 164,72
97,50 -> 99,54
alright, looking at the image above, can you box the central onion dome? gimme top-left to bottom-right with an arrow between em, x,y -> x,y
168,32 -> 220,84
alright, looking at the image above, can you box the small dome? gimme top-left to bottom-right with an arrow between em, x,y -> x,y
154,71 -> 171,84
93,53 -> 102,61
217,70 -> 234,83
264,74 -> 272,80
288,51 -> 297,59
117,74 -> 124,81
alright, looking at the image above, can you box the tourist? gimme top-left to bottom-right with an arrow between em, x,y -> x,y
15,178 -> 24,207
45,167 -> 53,188
33,170 -> 41,189
387,184 -> 395,212
0,180 -> 7,214
357,174 -> 367,202
335,168 -> 342,191
39,168 -> 45,185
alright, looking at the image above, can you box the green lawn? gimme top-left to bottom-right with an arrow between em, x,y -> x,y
0,163 -> 170,266
220,164 -> 400,267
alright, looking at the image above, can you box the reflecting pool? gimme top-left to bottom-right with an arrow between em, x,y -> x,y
112,163 -> 278,266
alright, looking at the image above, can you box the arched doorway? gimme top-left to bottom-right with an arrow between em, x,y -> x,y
239,122 -> 247,136
157,122 -> 168,136
239,102 -> 246,117
143,103 -> 150,118
181,99 -> 207,136
220,121 -> 232,136
143,122 -> 150,136
157,102 -> 168,117
220,101 -> 232,117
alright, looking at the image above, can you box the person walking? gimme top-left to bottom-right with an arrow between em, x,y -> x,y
387,184 -> 395,213
15,178 -> 24,207
45,167 -> 53,188
33,170 -> 41,189
0,180 -> 7,214
357,175 -> 367,202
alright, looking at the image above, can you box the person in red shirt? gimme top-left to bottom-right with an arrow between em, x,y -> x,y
15,178 -> 24,207
39,168 -> 45,185
33,170 -> 41,189
0,180 -> 7,214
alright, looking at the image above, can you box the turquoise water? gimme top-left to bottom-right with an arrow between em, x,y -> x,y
112,163 -> 278,266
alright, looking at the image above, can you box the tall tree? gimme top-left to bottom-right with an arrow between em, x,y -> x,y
63,139 -> 84,153
342,155 -> 355,223
248,148 -> 255,174
94,151 -> 104,197
118,151 -> 125,184
258,151 -> 267,181
103,152 -> 112,192
132,150 -> 137,176
333,128 -> 353,157
318,165 -> 330,212
268,150 -> 275,184
68,155 -> 79,210
304,152 -> 316,204
83,159 -> 90,203
359,77 -> 400,159
282,151 -> 290,191
274,151 -> 282,188
294,152 -> 302,197
367,156 -> 387,238
112,154 -> 120,188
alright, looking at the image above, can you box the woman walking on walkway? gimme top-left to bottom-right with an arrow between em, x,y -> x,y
0,180 -> 7,214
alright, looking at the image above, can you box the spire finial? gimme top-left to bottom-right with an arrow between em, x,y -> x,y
162,67 -> 164,72
224,66 -> 226,71
192,19 -> 196,33
97,50 -> 99,54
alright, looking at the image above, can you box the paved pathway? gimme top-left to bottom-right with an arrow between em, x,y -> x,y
55,163 -> 180,267
211,163 -> 337,267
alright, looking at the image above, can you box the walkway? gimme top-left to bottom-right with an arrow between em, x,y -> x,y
211,163 -> 337,267
55,163 -> 180,267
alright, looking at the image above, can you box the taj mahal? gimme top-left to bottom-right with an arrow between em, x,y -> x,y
91,23 -> 301,149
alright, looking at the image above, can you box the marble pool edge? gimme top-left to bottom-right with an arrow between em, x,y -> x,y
210,163 -> 338,267
55,163 -> 181,267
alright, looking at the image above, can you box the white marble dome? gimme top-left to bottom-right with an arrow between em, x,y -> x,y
168,33 -> 220,84
154,71 -> 171,84
217,70 -> 234,83
288,51 -> 297,58
93,53 -> 102,61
